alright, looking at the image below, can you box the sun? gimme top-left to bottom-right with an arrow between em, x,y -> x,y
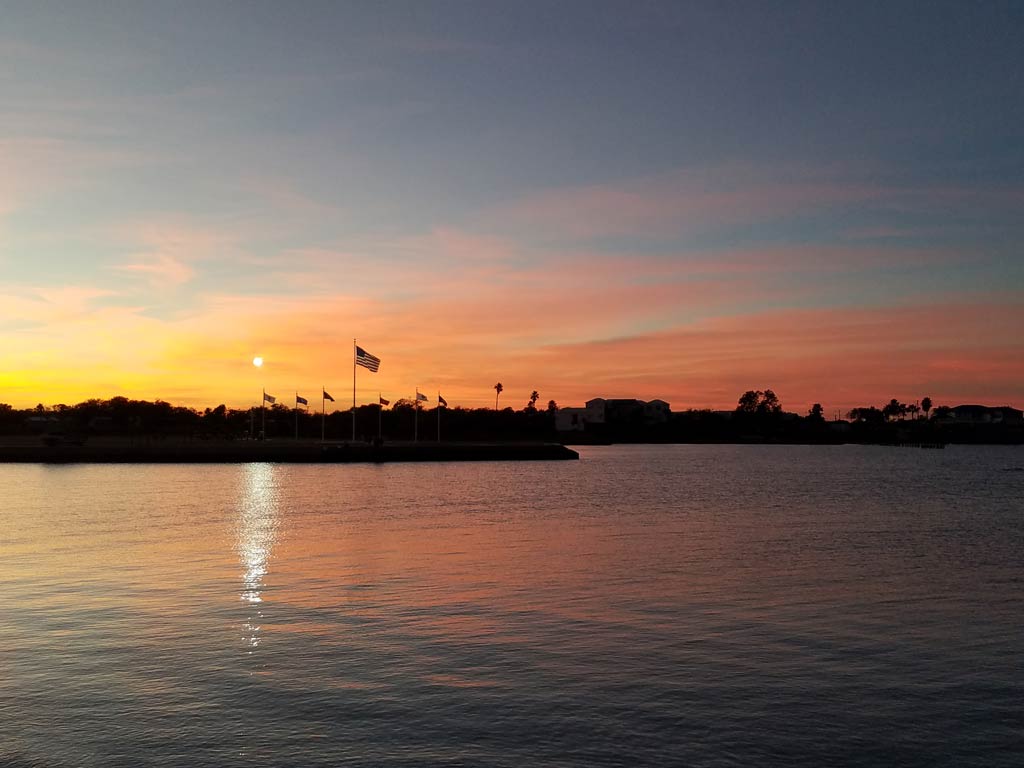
252,356 -> 263,368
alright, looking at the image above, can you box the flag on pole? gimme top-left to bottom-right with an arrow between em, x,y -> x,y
355,346 -> 381,372
323,390 -> 335,402
296,395 -> 308,406
416,391 -> 428,402
438,394 -> 448,407
263,392 -> 276,404
379,396 -> 390,406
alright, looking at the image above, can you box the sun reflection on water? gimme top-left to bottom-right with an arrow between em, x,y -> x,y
236,463 -> 279,651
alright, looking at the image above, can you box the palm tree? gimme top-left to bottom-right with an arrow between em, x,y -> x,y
921,396 -> 932,420
527,391 -> 540,411
494,382 -> 503,410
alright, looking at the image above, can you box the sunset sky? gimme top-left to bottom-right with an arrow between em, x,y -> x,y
2,2 -> 1022,413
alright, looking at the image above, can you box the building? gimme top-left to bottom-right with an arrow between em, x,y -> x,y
556,397 -> 671,432
554,400 -> 607,432
943,405 -> 1024,425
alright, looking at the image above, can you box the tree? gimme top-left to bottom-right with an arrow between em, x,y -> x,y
737,389 -> 782,416
737,390 -> 761,414
921,397 -> 932,419
848,406 -> 884,424
546,400 -> 558,413
525,390 -> 540,412
907,403 -> 920,420
494,382 -> 503,410
883,399 -> 904,422
808,403 -> 824,421
759,389 -> 782,415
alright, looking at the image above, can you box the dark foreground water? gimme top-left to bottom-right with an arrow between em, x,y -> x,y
1,445 -> 1022,767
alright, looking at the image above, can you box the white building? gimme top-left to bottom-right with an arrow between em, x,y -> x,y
555,400 -> 607,432
555,397 -> 671,431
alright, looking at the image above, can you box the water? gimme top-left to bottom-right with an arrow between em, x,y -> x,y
1,445 -> 1022,767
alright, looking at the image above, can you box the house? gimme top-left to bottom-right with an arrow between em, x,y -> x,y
943,405 -> 1024,425
556,397 -> 672,431
555,399 -> 607,432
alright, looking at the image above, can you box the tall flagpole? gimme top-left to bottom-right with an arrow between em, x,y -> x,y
261,388 -> 266,440
321,386 -> 325,442
437,391 -> 441,442
414,390 -> 419,443
352,338 -> 357,441
294,393 -> 298,440
378,392 -> 382,441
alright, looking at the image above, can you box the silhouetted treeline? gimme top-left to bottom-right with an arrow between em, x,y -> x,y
0,397 -> 560,442
2,392 -> 1021,444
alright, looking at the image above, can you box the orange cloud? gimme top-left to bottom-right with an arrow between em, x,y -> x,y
3,261 -> 1021,415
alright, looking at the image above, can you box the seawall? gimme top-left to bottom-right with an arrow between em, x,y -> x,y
0,438 -> 579,464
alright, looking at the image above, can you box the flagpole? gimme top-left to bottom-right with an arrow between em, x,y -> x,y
352,338 -> 357,442
437,391 -> 441,442
414,390 -> 419,443
261,388 -> 265,440
294,393 -> 298,440
378,392 -> 382,441
321,387 -> 325,442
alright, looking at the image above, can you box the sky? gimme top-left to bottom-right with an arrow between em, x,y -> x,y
2,1 -> 1023,413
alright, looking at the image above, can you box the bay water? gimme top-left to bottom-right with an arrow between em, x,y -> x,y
1,445 -> 1022,766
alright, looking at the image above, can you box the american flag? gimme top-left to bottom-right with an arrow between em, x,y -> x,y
263,392 -> 276,404
379,396 -> 390,406
355,346 -> 380,372
296,394 -> 308,406
323,390 -> 335,402
438,394 -> 448,407
416,391 -> 428,402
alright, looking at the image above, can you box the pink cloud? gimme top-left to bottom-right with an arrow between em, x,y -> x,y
480,165 -> 1024,242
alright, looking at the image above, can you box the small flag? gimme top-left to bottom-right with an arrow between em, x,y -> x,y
323,390 -> 335,402
379,396 -> 390,406
416,391 -> 428,402
296,395 -> 308,406
438,394 -> 448,407
355,346 -> 380,372
263,392 -> 276,404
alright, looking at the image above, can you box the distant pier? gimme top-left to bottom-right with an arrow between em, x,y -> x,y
0,437 -> 579,464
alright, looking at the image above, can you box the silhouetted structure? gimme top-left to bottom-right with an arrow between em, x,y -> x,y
2,393 -> 1022,447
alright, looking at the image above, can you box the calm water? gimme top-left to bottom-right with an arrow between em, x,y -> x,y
1,445 -> 1022,767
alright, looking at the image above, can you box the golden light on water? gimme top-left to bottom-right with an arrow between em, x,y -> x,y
237,463 -> 278,651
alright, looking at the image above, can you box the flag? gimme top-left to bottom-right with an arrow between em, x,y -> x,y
355,346 -> 380,372
263,392 -> 276,404
323,390 -> 335,402
296,395 -> 308,406
379,396 -> 390,406
438,394 -> 448,407
416,391 -> 428,402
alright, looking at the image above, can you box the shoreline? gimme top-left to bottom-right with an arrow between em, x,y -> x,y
0,438 -> 579,464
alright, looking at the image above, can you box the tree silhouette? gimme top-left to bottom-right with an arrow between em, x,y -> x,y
526,390 -> 539,412
907,403 -> 920,420
494,382 -> 503,410
921,396 -> 932,419
737,389 -> 782,415
883,398 -> 905,422
737,390 -> 761,414
848,406 -> 884,424
759,389 -> 782,414
808,403 -> 824,421
546,400 -> 558,413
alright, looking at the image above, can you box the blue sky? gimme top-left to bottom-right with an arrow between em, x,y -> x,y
2,2 -> 1022,409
